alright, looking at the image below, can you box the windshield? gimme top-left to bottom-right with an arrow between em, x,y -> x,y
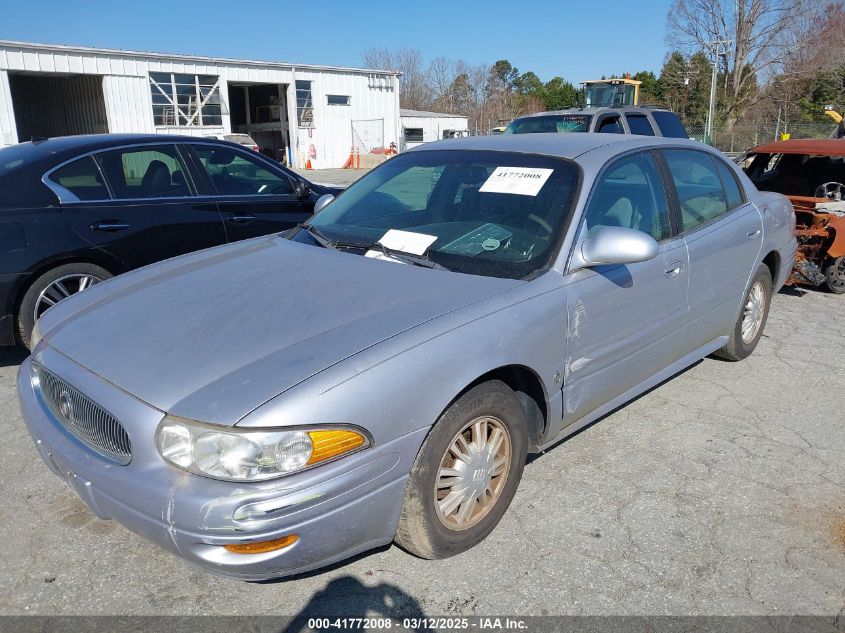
301,149 -> 580,280
504,115 -> 592,135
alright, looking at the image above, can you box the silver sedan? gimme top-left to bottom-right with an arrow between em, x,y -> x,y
18,133 -> 796,579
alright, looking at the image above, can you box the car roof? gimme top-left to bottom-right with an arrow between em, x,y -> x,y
514,106 -> 669,119
0,133 -> 246,178
408,132 -> 702,160
750,138 -> 845,156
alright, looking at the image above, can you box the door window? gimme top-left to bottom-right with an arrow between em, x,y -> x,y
96,146 -> 192,199
583,151 -> 671,241
596,116 -> 623,134
193,145 -> 293,196
624,114 -> 655,136
48,156 -> 110,201
663,149 -> 729,231
713,158 -> 746,209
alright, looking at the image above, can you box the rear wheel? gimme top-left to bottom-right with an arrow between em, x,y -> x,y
823,256 -> 845,294
17,263 -> 111,348
394,380 -> 528,559
713,264 -> 772,361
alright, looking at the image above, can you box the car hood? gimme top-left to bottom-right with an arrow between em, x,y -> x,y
41,236 -> 521,425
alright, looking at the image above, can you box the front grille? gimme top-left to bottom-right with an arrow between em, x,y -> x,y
33,364 -> 131,465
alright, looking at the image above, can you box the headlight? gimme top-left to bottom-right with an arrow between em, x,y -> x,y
156,416 -> 370,482
29,319 -> 43,351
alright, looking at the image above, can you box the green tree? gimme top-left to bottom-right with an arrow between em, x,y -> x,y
542,77 -> 579,110
514,71 -> 543,96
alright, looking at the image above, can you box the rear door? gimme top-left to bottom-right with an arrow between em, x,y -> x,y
561,150 -> 690,427
190,144 -> 311,242
659,148 -> 762,349
54,144 -> 227,271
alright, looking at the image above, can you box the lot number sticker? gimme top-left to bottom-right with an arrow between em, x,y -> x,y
479,167 -> 553,196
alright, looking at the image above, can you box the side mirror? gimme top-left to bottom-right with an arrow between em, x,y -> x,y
295,180 -> 311,199
313,193 -> 334,213
570,226 -> 659,272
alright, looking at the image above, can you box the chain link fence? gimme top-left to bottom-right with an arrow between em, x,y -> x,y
687,122 -> 837,154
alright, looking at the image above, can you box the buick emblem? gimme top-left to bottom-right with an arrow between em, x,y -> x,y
58,391 -> 74,420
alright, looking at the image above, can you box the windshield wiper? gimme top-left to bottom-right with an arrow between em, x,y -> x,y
373,243 -> 450,271
297,223 -> 336,249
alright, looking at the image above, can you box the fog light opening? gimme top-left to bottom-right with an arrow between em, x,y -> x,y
223,534 -> 299,554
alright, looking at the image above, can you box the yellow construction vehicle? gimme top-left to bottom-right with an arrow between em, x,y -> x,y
824,105 -> 842,124
581,76 -> 641,107
824,105 -> 844,139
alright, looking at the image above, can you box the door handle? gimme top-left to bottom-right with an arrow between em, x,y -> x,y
665,261 -> 684,278
91,221 -> 130,232
746,227 -> 761,239
226,215 -> 257,224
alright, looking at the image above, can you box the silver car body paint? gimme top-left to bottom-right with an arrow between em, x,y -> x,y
18,133 -> 797,579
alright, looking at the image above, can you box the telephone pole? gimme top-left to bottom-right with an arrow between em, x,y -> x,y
705,40 -> 731,145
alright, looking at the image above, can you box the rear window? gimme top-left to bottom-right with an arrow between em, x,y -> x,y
651,111 -> 688,138
48,156 -> 110,201
505,115 -> 592,134
225,134 -> 256,145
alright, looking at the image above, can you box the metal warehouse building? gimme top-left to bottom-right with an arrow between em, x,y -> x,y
0,40 -> 401,168
400,109 -> 469,150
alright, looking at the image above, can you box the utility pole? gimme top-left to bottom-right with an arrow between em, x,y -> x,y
705,39 -> 731,145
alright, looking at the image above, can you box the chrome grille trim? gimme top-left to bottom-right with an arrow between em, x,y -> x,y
32,363 -> 131,465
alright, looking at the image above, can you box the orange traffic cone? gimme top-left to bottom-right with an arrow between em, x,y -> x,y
306,159 -> 312,170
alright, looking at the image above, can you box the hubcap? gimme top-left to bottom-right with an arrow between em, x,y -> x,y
741,281 -> 766,344
34,274 -> 103,322
434,416 -> 511,531
830,257 -> 845,289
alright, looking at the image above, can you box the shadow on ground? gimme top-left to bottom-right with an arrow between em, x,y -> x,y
284,576 -> 432,632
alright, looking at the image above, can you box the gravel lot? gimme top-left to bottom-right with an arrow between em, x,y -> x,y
0,186 -> 842,617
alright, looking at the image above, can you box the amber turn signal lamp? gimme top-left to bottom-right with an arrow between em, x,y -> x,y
223,534 -> 299,554
306,429 -> 366,465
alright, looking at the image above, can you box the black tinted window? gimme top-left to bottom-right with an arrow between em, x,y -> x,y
651,111 -> 688,138
714,158 -> 745,209
194,145 -> 293,196
625,114 -> 655,136
584,151 -> 670,241
97,145 -> 192,199
49,156 -> 110,201
663,149 -> 727,231
597,116 -> 623,134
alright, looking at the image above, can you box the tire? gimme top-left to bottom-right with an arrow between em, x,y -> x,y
713,264 -> 772,361
823,255 -> 845,294
17,263 -> 111,348
394,380 -> 529,559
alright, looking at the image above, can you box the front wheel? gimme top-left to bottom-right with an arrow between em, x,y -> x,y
713,264 -> 772,361
394,380 -> 528,559
17,263 -> 111,348
823,256 -> 845,294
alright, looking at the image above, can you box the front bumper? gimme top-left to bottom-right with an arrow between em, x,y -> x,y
17,347 -> 422,580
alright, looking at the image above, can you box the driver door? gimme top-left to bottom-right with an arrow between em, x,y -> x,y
561,150 -> 690,427
190,144 -> 312,242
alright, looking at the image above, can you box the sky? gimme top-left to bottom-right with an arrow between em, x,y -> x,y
0,0 -> 673,83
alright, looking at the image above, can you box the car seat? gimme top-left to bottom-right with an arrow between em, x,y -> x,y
141,160 -> 172,196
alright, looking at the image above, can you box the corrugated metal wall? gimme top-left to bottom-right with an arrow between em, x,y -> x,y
0,70 -> 16,145
0,42 -> 401,168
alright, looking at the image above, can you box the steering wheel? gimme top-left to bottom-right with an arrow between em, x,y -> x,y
814,182 -> 845,200
500,213 -> 554,238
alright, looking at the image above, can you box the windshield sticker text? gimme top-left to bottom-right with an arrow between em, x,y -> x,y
479,167 -> 553,196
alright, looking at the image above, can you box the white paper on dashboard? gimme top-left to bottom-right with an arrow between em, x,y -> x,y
376,229 -> 438,255
479,167 -> 553,196
364,250 -> 404,263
